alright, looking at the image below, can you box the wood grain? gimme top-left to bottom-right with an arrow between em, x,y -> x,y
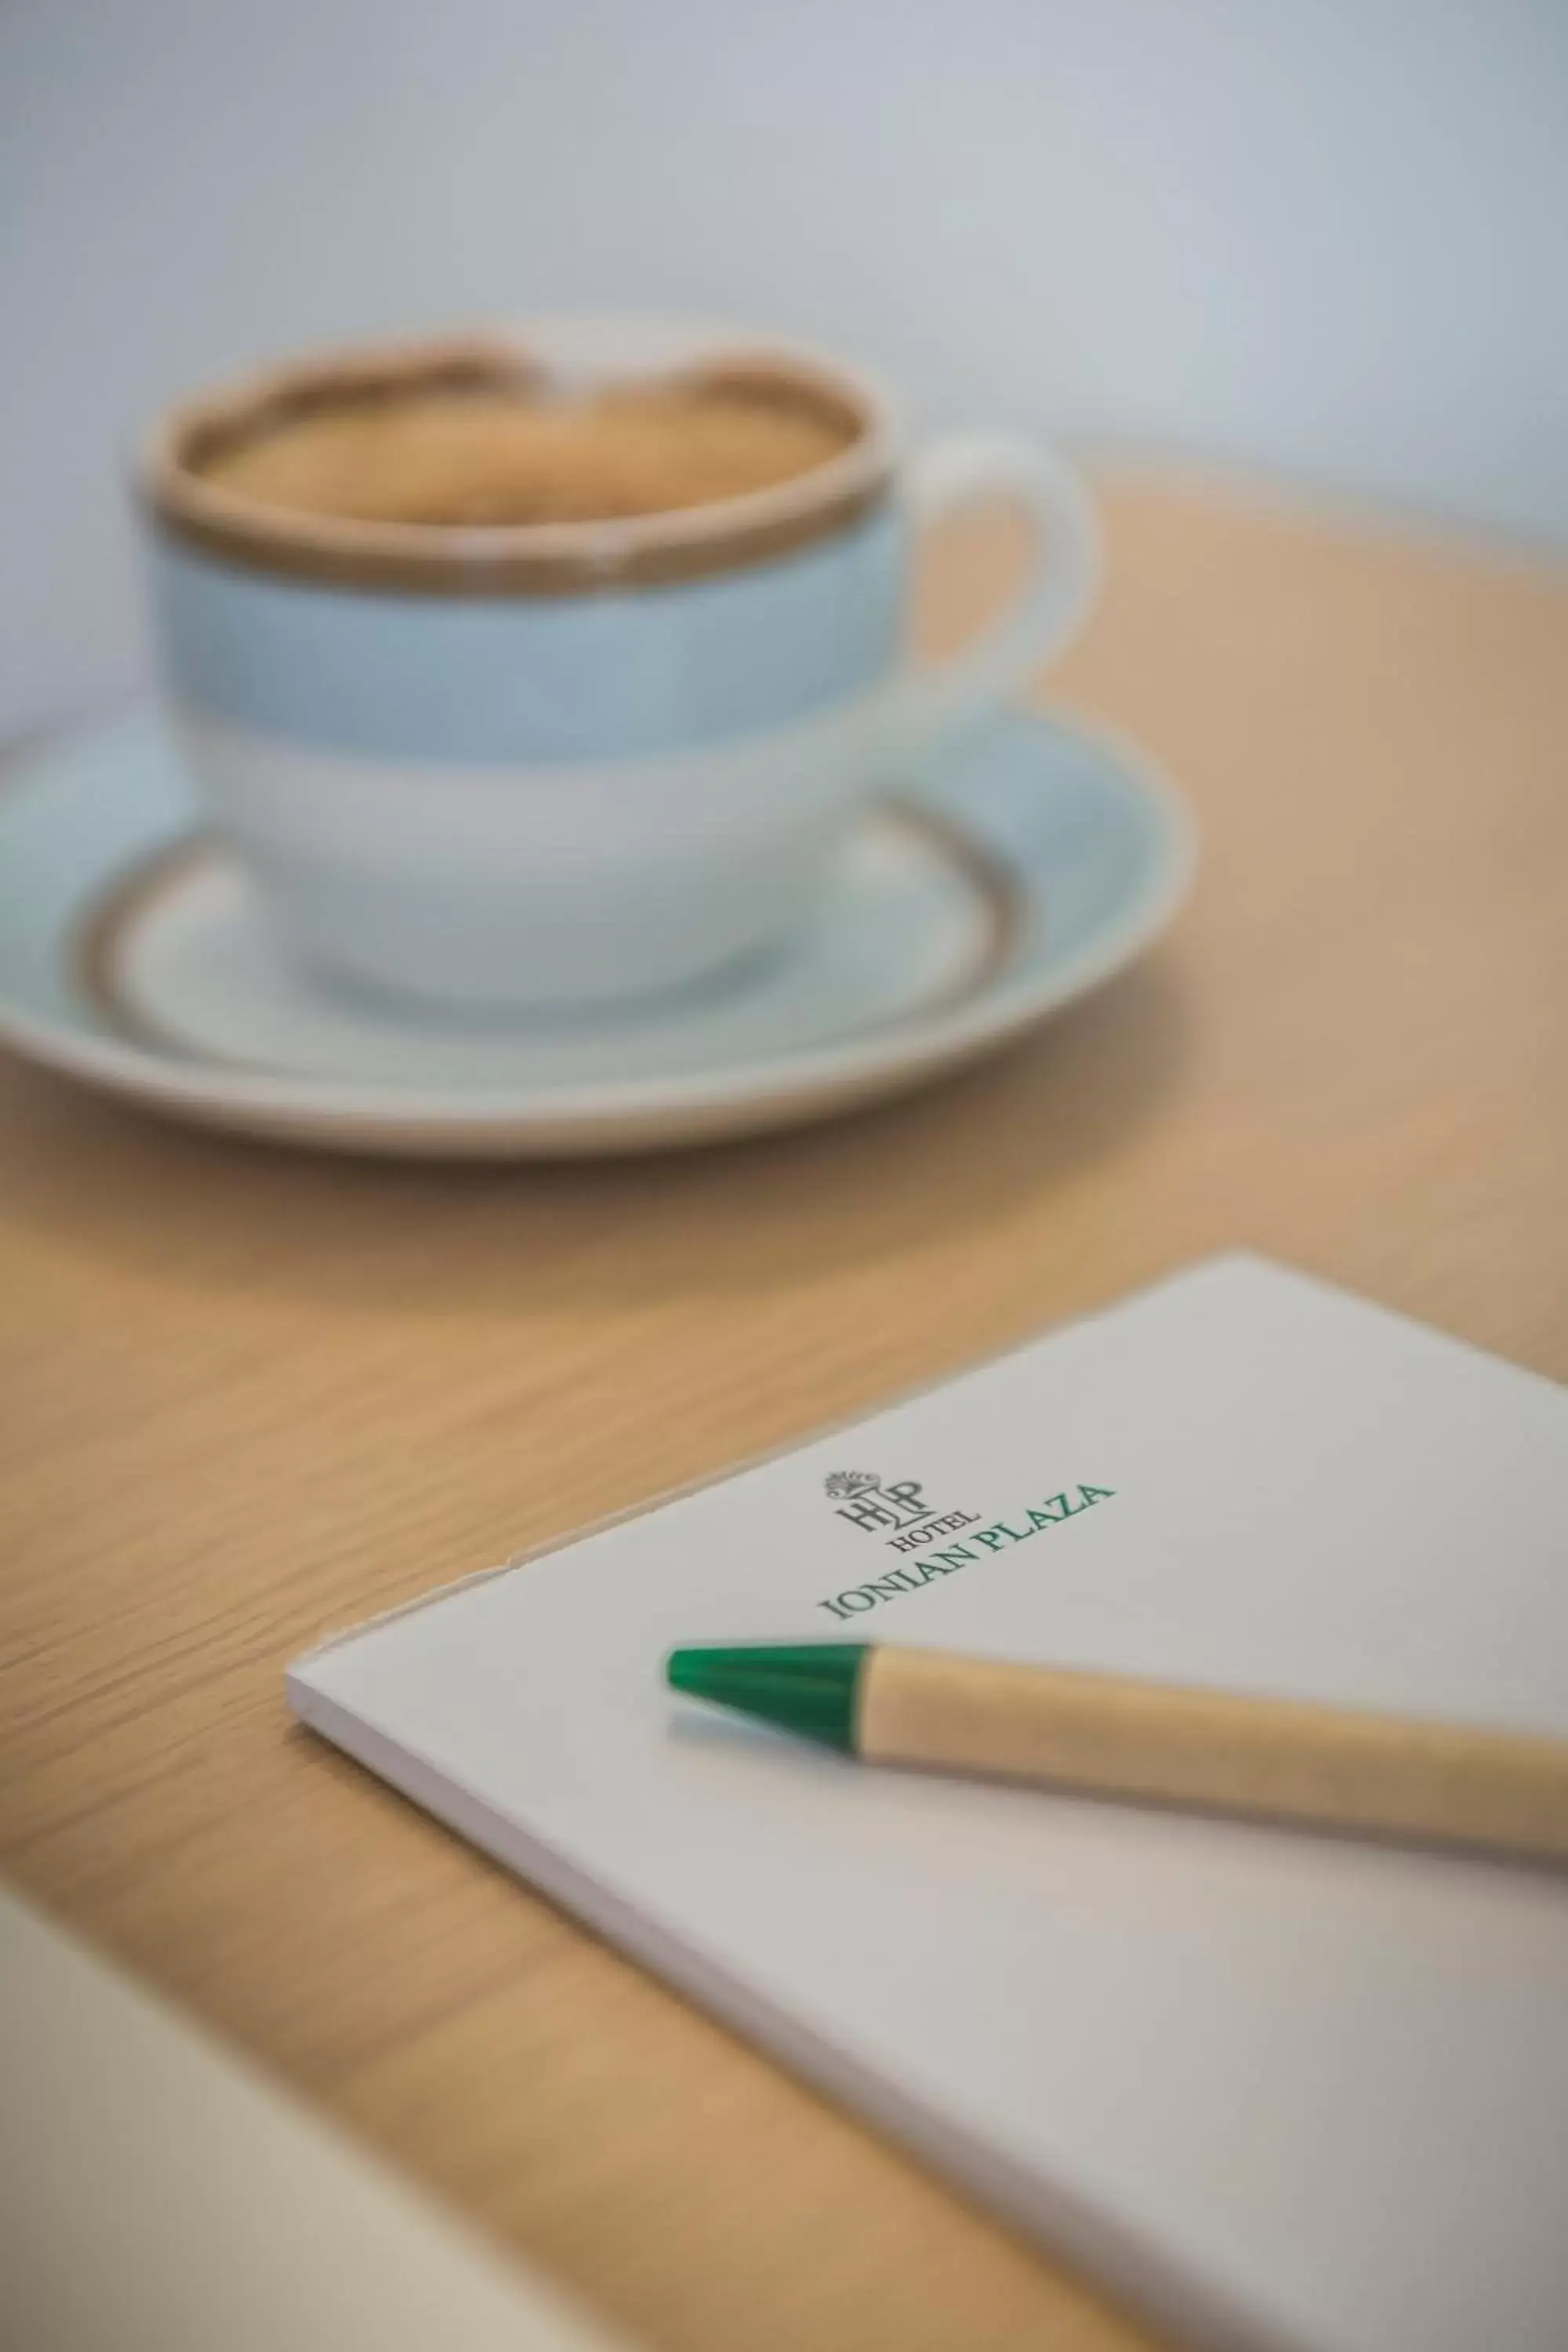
4,474 -> 1567,2352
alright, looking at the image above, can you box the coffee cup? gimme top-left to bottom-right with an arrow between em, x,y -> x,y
141,320 -> 1098,1009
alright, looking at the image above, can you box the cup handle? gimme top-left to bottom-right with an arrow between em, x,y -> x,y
898,433 -> 1101,760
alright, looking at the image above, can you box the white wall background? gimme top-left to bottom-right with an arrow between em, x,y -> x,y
4,0 -> 1566,735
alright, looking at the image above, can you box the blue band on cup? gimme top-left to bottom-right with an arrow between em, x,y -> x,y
150,506 -> 906,768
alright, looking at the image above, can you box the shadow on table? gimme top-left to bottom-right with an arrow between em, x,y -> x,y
0,954 -> 1192,1316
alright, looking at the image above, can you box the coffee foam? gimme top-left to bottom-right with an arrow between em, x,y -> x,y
197,379 -> 857,528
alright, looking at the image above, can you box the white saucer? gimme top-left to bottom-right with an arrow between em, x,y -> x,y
0,710 -> 1193,1156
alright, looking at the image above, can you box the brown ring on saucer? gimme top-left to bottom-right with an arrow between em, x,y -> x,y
71,804 -> 1029,1073
139,332 -> 896,597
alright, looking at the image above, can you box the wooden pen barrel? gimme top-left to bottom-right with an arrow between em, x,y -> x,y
858,1646 -> 1568,1864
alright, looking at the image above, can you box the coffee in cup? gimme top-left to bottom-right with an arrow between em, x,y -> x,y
193,374 -> 859,528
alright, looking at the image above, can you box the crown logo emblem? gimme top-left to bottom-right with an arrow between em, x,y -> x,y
824,1471 -> 882,1501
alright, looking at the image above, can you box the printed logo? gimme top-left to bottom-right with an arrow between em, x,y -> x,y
824,1471 -> 945,1538
815,1464 -> 1115,1621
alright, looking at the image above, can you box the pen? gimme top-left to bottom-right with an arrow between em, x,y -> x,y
666,1641 -> 1568,1864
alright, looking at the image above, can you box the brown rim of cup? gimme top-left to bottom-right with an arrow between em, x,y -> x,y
139,330 -> 897,597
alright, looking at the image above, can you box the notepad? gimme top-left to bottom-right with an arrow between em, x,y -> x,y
288,1257 -> 1568,2352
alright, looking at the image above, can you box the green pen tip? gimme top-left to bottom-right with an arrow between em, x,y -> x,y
666,1643 -> 868,1751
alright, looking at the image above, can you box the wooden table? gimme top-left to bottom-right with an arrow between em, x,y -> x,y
5,475 -> 1567,2352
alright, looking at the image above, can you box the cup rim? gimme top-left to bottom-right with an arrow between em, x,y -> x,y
140,319 -> 900,597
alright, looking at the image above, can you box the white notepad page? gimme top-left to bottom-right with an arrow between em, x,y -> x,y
289,1257 -> 1568,2352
